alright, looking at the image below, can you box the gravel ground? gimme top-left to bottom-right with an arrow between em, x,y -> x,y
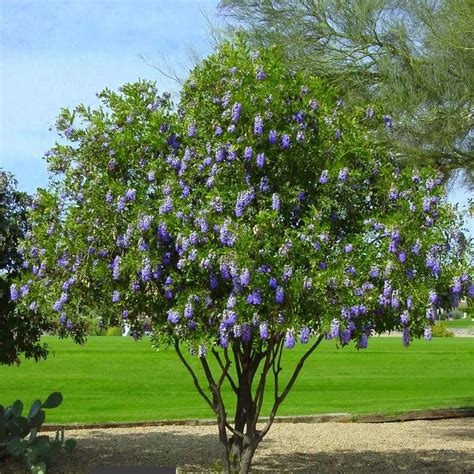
2,418 -> 473,473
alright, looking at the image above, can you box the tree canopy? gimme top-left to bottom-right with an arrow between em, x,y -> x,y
219,0 -> 474,185
0,170 -> 48,365
11,41 -> 473,472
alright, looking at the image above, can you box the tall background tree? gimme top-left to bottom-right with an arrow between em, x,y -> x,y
0,170 -> 49,365
219,0 -> 474,186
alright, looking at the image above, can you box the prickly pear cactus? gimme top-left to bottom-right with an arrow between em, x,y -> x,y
0,392 -> 75,473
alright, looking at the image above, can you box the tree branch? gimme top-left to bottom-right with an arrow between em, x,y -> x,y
252,340 -> 275,427
259,334 -> 325,440
174,339 -> 214,412
212,348 -> 239,394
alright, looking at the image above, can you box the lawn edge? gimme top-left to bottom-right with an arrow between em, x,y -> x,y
41,407 -> 474,431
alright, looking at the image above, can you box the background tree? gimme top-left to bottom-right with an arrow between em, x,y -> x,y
13,41 -> 472,473
219,0 -> 474,186
0,170 -> 49,365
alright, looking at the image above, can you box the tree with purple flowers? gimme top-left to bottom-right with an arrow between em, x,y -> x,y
12,41 -> 473,473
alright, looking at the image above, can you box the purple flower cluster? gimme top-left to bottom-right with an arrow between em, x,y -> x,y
319,170 -> 329,184
426,307 -> 436,321
282,265 -> 293,281
10,284 -> 19,301
240,268 -> 250,287
426,254 -> 441,277
411,240 -> 421,255
219,220 -> 237,247
358,333 -> 368,349
117,197 -> 126,212
235,188 -> 255,217
187,122 -> 197,137
138,214 -> 154,231
383,115 -> 393,129
125,188 -> 136,201
167,309 -> 180,325
338,168 -> 348,182
210,196 -> 223,212
111,256 -> 120,280
300,327 -> 310,344
244,146 -> 253,161
65,126 -> 74,138
231,102 -> 242,122
259,321 -> 269,339
256,66 -> 267,80
303,276 -> 313,290
141,257 -> 152,282
281,134 -> 290,149
284,329 -> 295,349
275,286 -> 284,304
159,197 -> 174,215
246,289 -> 262,305
272,193 -> 280,211
254,116 -> 263,135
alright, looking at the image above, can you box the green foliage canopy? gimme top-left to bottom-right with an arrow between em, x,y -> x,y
10,41 -> 473,472
13,42 -> 472,348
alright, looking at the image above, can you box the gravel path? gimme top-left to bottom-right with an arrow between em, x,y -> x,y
3,418 -> 473,473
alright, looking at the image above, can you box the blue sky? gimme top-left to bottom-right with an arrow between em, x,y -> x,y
1,0 -> 220,190
1,0 -> 472,236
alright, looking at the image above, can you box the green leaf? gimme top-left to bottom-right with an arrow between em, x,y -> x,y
42,392 -> 62,410
6,437 -> 24,456
29,410 -> 46,430
28,400 -> 42,419
31,436 -> 52,457
29,427 -> 38,441
11,400 -> 23,417
6,416 -> 29,437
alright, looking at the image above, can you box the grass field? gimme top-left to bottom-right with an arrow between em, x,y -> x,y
442,319 -> 474,330
1,337 -> 473,424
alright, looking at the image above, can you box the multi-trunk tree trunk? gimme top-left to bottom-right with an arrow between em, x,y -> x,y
175,333 -> 324,473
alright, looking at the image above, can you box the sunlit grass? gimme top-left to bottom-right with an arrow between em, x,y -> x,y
1,336 -> 473,424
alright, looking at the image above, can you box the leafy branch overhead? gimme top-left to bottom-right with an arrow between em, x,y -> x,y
219,0 -> 474,183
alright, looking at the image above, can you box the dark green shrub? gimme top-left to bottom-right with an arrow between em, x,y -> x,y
0,392 -> 75,473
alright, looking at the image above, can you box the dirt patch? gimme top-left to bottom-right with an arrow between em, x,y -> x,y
2,418 -> 473,473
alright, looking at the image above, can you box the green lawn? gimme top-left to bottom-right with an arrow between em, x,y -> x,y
442,319 -> 474,330
1,337 -> 473,424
